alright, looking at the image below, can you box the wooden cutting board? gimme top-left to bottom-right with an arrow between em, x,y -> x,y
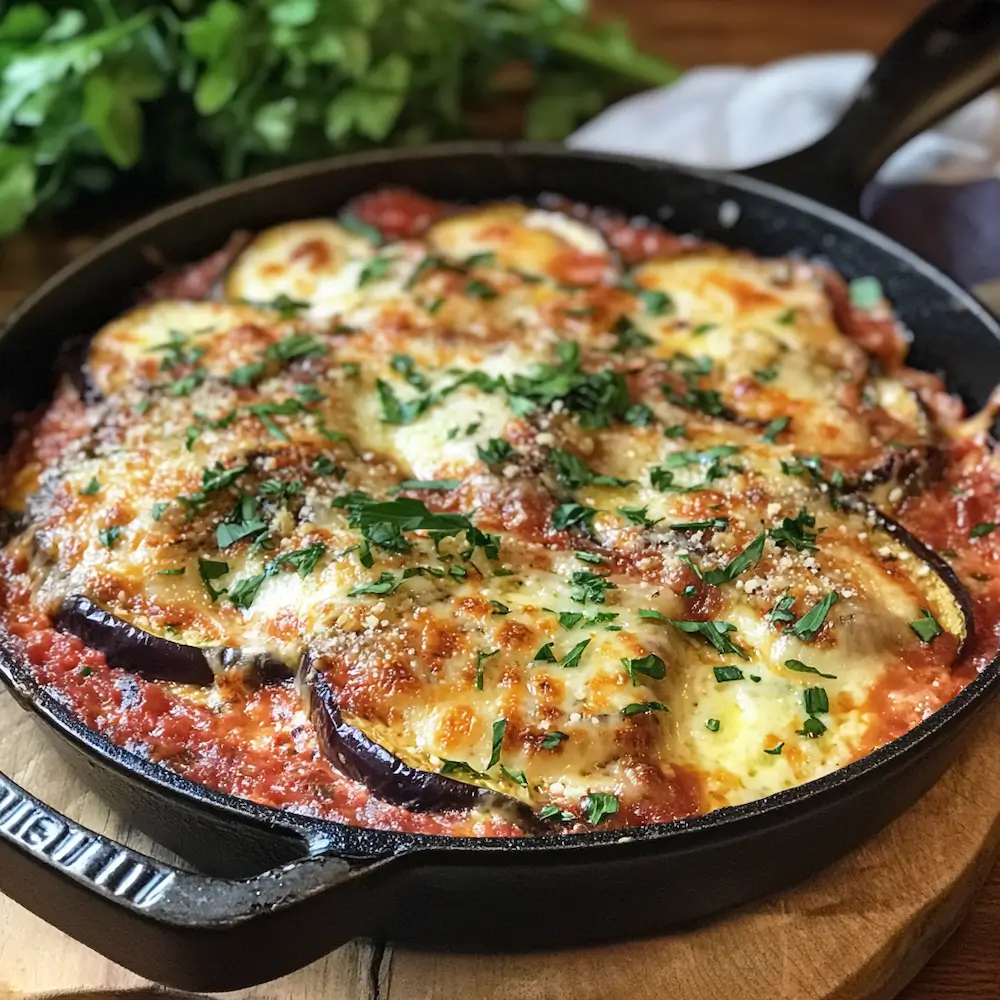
2,685 -> 1000,1000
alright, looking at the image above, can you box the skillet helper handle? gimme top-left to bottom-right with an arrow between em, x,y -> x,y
747,0 -> 1000,213
0,769 -> 395,991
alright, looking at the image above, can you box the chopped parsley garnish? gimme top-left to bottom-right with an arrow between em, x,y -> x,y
670,518 -> 728,532
705,718 -> 721,732
775,308 -> 796,325
769,508 -> 818,551
198,557 -> 229,602
440,759 -> 483,778
541,731 -> 568,748
533,643 -> 557,663
754,365 -> 779,383
971,522 -> 1000,538
621,652 -> 667,686
623,403 -> 654,427
248,399 -> 307,440
713,665 -> 744,683
611,314 -> 654,352
538,804 -> 576,822
574,550 -> 604,565
338,212 -> 382,245
260,293 -> 310,318
399,479 -> 462,492
780,454 -> 824,482
663,618 -> 748,659
358,255 -> 393,286
803,686 -> 829,715
639,289 -> 674,316
702,532 -> 765,585
477,438 -> 515,464
348,572 -> 400,597
764,742 -> 784,755
797,717 -> 827,739
784,659 -> 837,679
475,648 -> 499,690
556,611 -> 584,630
692,322 -> 716,336
561,639 -> 591,668
508,342 -> 631,429
266,332 -> 327,364
552,502 -> 598,532
549,448 -> 632,489
622,701 -> 668,716
584,791 -> 619,825
228,361 -> 266,387
376,379 -> 432,426
761,416 -> 790,443
500,764 -> 528,787
98,526 -> 121,548
766,594 -> 796,623
465,279 -> 498,300
487,718 -> 507,769
910,609 -> 943,643
216,513 -> 267,549
80,477 -> 101,496
789,591 -> 839,641
617,505 -> 660,528
849,276 -> 883,310
157,567 -> 185,576
391,353 -> 429,390
570,570 -> 616,604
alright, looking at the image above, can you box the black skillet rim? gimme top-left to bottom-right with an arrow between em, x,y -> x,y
3,140 -> 999,862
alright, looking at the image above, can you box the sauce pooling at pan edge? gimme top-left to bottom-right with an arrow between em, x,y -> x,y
3,188 -> 1000,838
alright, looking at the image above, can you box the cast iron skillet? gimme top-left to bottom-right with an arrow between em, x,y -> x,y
3,1 -> 1000,990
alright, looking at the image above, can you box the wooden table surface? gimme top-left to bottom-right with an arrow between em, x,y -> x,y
2,2 -> 997,998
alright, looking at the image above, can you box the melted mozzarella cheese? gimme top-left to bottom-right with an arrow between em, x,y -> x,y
5,206 -> 968,831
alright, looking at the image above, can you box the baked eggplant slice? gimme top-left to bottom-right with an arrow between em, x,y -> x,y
304,658 -> 543,828
54,596 -> 290,686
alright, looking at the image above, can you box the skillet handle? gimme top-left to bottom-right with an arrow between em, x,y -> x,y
746,0 -> 1000,213
0,769 -> 398,991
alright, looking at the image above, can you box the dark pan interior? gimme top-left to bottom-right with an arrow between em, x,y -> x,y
4,142 -> 1000,882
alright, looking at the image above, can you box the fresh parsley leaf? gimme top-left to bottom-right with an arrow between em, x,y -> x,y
798,716 -> 827,738
79,477 -> 101,496
702,532 -> 765,585
623,403 -> 654,427
487,718 -> 507,769
764,742 -> 784,755
784,659 -> 837,679
761,416 -> 790,443
664,618 -> 748,659
639,289 -> 673,316
561,638 -> 591,668
98,526 -> 121,548
477,438 -> 515,464
789,591 -> 839,641
769,508 -> 818,551
475,648 -> 499,690
552,502 -> 598,532
775,307 -> 796,325
348,572 -> 400,597
585,791 -> 619,825
549,448 -> 632,489
971,522 -> 1000,538
910,609 -> 943,643
767,594 -> 796,623
538,804 -> 575,822
399,479 -> 462,491
570,570 -> 616,604
358,255 -> 393,286
622,701 -> 668,715
803,686 -> 829,715
541,731 -> 568,748
670,518 -> 728,531
465,279 -> 498,300
157,567 -> 185,576
621,652 -> 667,685
713,665 -> 744,682
754,365 -> 779,383
705,718 -> 721,732
228,361 -> 266,387
338,212 -> 382,245
198,557 -> 229,602
611,314 -> 653,352
617,505 -> 660,528
534,642 -> 557,662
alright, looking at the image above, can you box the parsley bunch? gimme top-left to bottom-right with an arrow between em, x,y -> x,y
0,0 -> 677,235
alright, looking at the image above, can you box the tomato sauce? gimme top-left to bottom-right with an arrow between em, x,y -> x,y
4,189 -> 1000,839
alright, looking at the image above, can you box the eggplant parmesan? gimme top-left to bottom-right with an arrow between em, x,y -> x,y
3,190 -> 1000,838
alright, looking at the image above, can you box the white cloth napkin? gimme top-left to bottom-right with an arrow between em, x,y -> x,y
568,53 -> 1000,304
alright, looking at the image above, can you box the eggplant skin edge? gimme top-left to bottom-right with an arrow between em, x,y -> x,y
851,501 -> 975,661
306,658 -> 547,830
53,595 -> 290,687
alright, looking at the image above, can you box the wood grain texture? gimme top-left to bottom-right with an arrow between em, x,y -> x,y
3,681 -> 1000,1000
